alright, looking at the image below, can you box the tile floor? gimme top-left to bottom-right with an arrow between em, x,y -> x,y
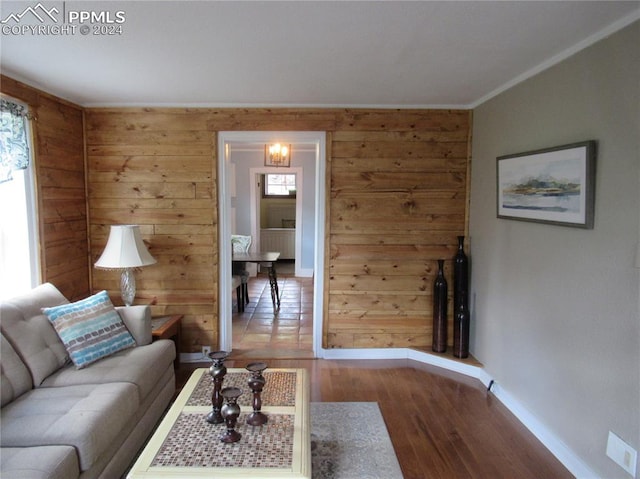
231,263 -> 314,359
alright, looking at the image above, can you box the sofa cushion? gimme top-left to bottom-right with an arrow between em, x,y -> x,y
43,291 -> 136,369
0,383 -> 138,472
41,339 -> 175,403
116,304 -> 152,346
0,283 -> 69,385
0,446 -> 79,479
0,334 -> 33,407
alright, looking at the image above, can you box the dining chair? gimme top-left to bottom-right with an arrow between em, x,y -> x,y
231,234 -> 252,307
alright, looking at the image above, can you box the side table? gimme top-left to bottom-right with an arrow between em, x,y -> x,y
151,315 -> 183,368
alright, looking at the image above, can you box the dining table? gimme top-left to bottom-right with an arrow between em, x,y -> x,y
232,251 -> 281,310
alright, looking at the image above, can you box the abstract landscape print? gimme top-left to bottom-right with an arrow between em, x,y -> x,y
497,141 -> 596,228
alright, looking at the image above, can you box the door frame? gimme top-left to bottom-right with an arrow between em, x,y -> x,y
217,131 -> 326,356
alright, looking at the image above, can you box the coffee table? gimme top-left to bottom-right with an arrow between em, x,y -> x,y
127,368 -> 310,478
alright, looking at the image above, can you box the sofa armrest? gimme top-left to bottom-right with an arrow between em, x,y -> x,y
116,305 -> 152,346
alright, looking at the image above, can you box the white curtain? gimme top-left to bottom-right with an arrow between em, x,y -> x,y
0,98 -> 37,298
0,98 -> 31,183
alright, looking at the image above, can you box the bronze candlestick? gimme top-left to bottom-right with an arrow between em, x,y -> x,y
206,350 -> 228,424
246,361 -> 268,426
220,387 -> 242,443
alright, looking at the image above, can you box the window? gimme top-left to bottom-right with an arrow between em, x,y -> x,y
262,173 -> 296,197
0,97 -> 39,299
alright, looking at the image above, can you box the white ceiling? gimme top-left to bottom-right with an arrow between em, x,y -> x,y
1,1 -> 639,108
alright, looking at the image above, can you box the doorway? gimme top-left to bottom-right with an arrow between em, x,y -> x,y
250,167 -> 304,277
217,131 -> 326,357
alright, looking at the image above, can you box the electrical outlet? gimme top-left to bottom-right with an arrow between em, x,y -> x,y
202,346 -> 211,358
607,431 -> 637,477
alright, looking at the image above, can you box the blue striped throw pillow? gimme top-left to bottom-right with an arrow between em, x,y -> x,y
43,290 -> 136,369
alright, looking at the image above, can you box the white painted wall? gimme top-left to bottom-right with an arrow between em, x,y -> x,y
230,148 -> 316,272
470,21 -> 639,478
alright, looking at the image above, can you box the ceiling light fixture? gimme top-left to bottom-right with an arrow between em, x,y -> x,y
264,143 -> 291,167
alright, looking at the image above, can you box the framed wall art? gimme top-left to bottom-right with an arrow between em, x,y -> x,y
496,141 -> 596,228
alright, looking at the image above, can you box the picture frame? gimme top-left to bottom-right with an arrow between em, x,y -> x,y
496,141 -> 596,228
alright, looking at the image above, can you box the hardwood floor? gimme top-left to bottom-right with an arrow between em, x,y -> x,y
176,358 -> 574,479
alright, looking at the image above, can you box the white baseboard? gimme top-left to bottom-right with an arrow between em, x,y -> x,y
180,346 -> 598,478
181,352 -> 210,363
295,267 -> 314,278
489,383 -> 597,479
319,347 -> 407,360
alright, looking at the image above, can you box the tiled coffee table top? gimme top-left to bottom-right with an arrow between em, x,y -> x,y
187,370 -> 297,407
127,368 -> 310,479
151,412 -> 295,468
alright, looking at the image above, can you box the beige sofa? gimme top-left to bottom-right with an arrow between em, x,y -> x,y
0,283 -> 176,479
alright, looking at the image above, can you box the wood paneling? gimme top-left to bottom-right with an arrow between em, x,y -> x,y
1,75 -> 89,301
86,109 -> 218,353
329,112 -> 470,350
0,80 -> 471,354
2,75 -> 471,354
85,107 -> 471,353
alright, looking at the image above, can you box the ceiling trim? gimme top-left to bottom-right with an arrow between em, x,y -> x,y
81,101 -> 470,110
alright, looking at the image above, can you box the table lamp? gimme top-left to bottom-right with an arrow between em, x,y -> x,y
94,225 -> 156,306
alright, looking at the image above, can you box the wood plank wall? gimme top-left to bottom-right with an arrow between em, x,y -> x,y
85,108 -> 471,353
1,76 -> 470,354
85,110 -> 218,352
330,118 -> 470,349
1,75 -> 89,301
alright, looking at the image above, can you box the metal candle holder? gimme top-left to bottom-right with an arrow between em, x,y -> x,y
220,387 -> 243,443
206,350 -> 228,424
246,361 -> 268,426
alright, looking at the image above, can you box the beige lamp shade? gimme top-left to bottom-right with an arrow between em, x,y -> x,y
95,225 -> 156,269
95,225 -> 156,306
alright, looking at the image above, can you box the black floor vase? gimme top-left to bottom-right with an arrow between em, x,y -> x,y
432,259 -> 447,353
453,236 -> 469,358
453,292 -> 470,358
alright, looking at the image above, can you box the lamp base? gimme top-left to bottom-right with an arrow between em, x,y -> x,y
120,269 -> 136,306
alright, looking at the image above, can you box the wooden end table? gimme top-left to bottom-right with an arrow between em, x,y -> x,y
151,315 -> 183,368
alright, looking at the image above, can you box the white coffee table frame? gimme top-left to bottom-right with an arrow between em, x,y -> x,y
127,367 -> 310,478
